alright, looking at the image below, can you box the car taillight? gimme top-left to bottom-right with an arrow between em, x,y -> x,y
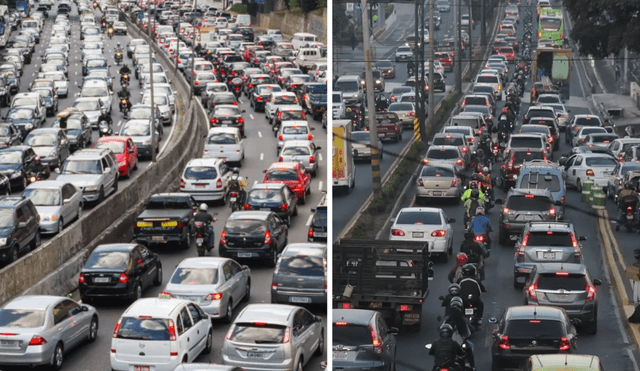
498,335 -> 510,350
461,146 -> 468,153
559,336 -> 571,351
79,273 -> 86,284
450,178 -> 459,187
586,169 -> 594,176
280,203 -> 288,212
194,81 -> 199,85
369,325 -> 384,354
283,327 -> 291,343
547,135 -> 553,143
210,118 -> 217,124
180,178 -> 185,189
278,135 -> 283,140
118,273 -> 129,284
431,230 -> 446,237
220,230 -> 227,244
205,293 -> 223,301
516,245 -> 525,258
586,283 -> 596,302
391,229 -> 405,236
573,126 -> 579,131
307,134 -> 313,140
548,208 -> 556,216
527,280 -> 538,300
28,335 -> 47,346
113,317 -> 122,338
264,231 -> 272,244
216,178 -> 222,189
456,159 -> 463,165
308,228 -> 314,238
168,319 -> 177,341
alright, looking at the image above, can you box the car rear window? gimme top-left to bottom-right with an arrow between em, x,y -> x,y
504,319 -> 564,338
506,195 -> 553,210
0,309 -> 45,328
421,166 -> 454,177
208,133 -> 236,144
229,323 -> 287,343
433,137 -> 464,146
476,75 -> 499,84
312,207 -> 327,227
464,97 -> 487,106
510,137 -> 543,149
116,317 -> 171,340
170,267 -> 218,285
248,189 -> 284,203
396,211 -> 441,225
279,111 -> 304,121
526,231 -> 572,246
266,168 -> 298,181
519,173 -> 561,192
282,146 -> 310,156
590,135 -> 616,143
146,197 -> 192,209
585,157 -> 616,167
85,251 -> 129,269
225,220 -> 267,234
574,117 -> 601,127
277,256 -> 324,276
333,323 -> 372,345
537,273 -> 586,290
184,166 -> 218,180
427,149 -> 458,159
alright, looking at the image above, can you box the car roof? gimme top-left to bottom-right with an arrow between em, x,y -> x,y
528,354 -> 601,370
534,262 -> 588,275
4,295 -> 63,310
508,188 -> 553,197
505,305 -> 566,320
228,210 -> 271,221
177,256 -> 228,268
186,158 -> 223,167
93,243 -> 138,253
124,297 -> 191,318
67,148 -> 112,159
235,304 -> 297,326
24,180 -> 70,190
333,308 -> 376,323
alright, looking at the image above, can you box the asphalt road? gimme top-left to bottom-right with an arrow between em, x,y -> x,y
333,2 -> 482,237
0,2 -> 328,370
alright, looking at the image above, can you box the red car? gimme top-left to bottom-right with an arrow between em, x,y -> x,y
497,47 -> 516,62
263,162 -> 311,203
94,136 -> 138,178
435,52 -> 454,72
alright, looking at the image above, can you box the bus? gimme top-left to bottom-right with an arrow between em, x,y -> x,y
538,8 -> 564,44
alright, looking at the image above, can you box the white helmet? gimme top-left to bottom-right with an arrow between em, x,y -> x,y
199,203 -> 208,212
476,207 -> 485,215
482,166 -> 489,173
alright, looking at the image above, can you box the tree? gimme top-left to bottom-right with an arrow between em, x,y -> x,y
564,0 -> 640,58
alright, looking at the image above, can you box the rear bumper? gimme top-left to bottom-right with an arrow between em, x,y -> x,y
0,346 -> 53,367
416,187 -> 458,199
271,289 -> 327,305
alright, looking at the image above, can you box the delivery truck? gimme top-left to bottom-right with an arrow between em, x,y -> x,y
332,119 -> 355,192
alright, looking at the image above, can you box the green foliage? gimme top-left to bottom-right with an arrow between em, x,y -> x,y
289,0 -> 300,10
229,4 -> 247,13
385,4 -> 394,18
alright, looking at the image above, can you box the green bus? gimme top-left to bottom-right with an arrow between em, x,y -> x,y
538,8 -> 564,44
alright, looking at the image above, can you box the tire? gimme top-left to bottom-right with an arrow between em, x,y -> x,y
202,329 -> 213,354
294,357 -> 303,371
76,204 -> 83,221
182,231 -> 192,250
576,179 -> 582,192
57,218 -> 63,234
31,231 -> 41,251
97,187 -> 105,204
21,175 -> 27,190
113,177 -> 118,193
51,343 -> 63,371
607,186 -> 614,199
268,247 -> 278,267
87,316 -> 98,343
224,299 -> 233,323
585,309 -> 597,334
292,205 -> 298,216
153,263 -> 162,286
9,245 -> 18,263
314,330 -> 324,356
242,279 -> 251,302
131,282 -> 142,303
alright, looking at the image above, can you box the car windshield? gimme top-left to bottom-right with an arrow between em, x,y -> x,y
333,323 -> 372,345
266,168 -> 298,181
33,89 -> 53,98
130,108 -> 152,120
282,125 -> 308,134
282,146 -> 310,156
278,255 -> 324,276
0,309 -> 45,328
86,59 -> 107,68
85,250 -> 129,269
81,86 -> 108,97
0,127 -> 11,136
7,108 -> 34,119
506,195 -> 553,210
95,141 -> 125,154
116,317 -> 171,341
170,267 -> 218,285
421,166 -> 454,177
519,173 -> 561,192
274,95 -> 298,105
73,100 -> 100,111
248,189 -> 284,203
427,149 -> 458,160
527,231 -> 572,246
229,323 -> 286,343
0,151 -> 21,164
351,132 -> 370,143
184,166 -> 217,180
335,80 -> 358,92
25,133 -> 57,147
142,96 -> 168,106
504,319 -> 564,338
122,123 -> 150,136
396,211 -> 441,225
13,97 -> 37,107
62,160 -> 101,174
585,157 -> 616,166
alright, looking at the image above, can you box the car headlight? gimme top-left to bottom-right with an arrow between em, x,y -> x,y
0,238 -> 6,245
10,172 -> 20,179
25,123 -> 33,130
41,214 -> 56,222
84,185 -> 98,191
144,141 -> 151,145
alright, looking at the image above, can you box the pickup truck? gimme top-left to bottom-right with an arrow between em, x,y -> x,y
333,239 -> 432,331
133,193 -> 198,249
370,112 -> 402,143
294,47 -> 324,73
299,82 -> 326,120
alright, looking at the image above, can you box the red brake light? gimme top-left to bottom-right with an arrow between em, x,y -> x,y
309,156 -> 315,163
28,336 -> 47,346
431,230 -> 446,237
264,231 -> 273,244
369,325 -> 384,354
168,319 -> 177,341
280,203 -> 288,212
216,178 -> 222,189
113,317 -> 122,338
527,280 -> 538,300
220,230 -> 227,244
205,293 -> 223,301
586,283 -> 596,301
524,194 -> 535,198
79,273 -> 86,284
586,169 -> 594,176
391,229 -> 405,236
559,336 -> 571,351
118,273 -> 129,284
180,178 -> 185,189
499,335 -> 510,350
556,271 -> 569,276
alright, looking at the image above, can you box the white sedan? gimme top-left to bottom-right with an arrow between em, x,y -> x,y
389,207 -> 455,261
561,153 -> 618,190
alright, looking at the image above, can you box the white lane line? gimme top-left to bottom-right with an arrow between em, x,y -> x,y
260,153 -> 263,160
318,181 -> 323,190
249,114 -> 254,120
116,120 -> 122,127
239,100 -> 243,104
159,109 -> 179,154
253,180 -> 258,186
305,214 -> 313,226
318,153 -> 323,161
258,131 -> 262,138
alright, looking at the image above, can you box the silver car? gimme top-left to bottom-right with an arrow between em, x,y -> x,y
22,180 -> 83,234
423,145 -> 465,175
0,295 -> 98,370
278,140 -> 321,176
387,102 -> 415,128
271,243 -> 327,305
162,257 -> 251,322
351,130 -> 383,161
142,93 -> 172,125
415,164 -> 463,202
119,119 -> 159,159
222,304 -> 324,371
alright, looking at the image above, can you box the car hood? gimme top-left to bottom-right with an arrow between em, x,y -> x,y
0,164 -> 21,172
0,228 -> 12,237
31,146 -> 56,158
56,174 -> 100,187
35,205 -> 62,215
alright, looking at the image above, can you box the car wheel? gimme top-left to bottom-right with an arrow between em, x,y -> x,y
153,263 -> 162,286
607,186 -> 614,199
131,282 -> 142,302
202,329 -> 213,354
224,299 -> 233,323
314,330 -> 324,356
113,177 -> 118,193
9,245 -> 18,263
87,316 -> 98,343
51,343 -> 64,371
576,178 -> 582,192
268,247 -> 278,267
242,279 -> 251,302
292,204 -> 298,216
57,218 -> 63,233
182,231 -> 192,250
76,204 -> 83,221
285,214 -> 291,226
21,176 -> 27,190
586,308 -> 598,334
30,231 -> 41,251
97,187 -> 104,204
294,357 -> 303,371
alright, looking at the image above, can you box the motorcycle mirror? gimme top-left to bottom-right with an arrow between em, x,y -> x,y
438,295 -> 444,300
488,317 -> 498,324
425,344 -> 432,350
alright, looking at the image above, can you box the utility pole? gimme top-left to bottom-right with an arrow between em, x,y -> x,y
189,0 -> 198,100
427,0 -> 434,131
361,0 -> 381,198
148,0 -> 157,162
414,0 -> 426,142
454,0 -> 461,92
468,0 -> 473,72
480,0 -> 485,53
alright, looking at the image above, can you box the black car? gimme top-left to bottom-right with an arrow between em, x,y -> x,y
0,75 -> 10,107
53,112 -> 92,151
79,243 -> 163,303
219,210 -> 289,267
5,107 -> 40,139
245,183 -> 298,225
491,305 -> 577,371
432,71 -> 446,92
255,36 -> 275,50
0,123 -> 22,149
209,92 -> 237,110
209,105 -> 245,136
226,62 -> 250,83
308,195 -> 327,242
0,196 -> 41,264
333,309 -> 398,371
251,84 -> 281,112
245,74 -> 273,96
0,146 -> 38,190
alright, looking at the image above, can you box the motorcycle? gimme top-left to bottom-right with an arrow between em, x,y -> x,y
101,21 -> 107,32
27,169 -> 50,184
120,99 -> 130,119
194,221 -> 215,256
93,1 -> 98,8
228,176 -> 247,212
462,294 -> 481,333
120,73 -> 130,87
115,51 -> 123,65
107,27 -> 114,39
616,195 -> 640,232
229,77 -> 243,98
99,120 -> 112,137
473,233 -> 491,253
426,333 -> 475,371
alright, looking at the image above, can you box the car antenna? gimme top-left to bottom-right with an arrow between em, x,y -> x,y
565,354 -> 568,366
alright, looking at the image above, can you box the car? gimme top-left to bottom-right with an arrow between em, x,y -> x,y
53,110 -> 91,152
422,145 -> 465,176
79,243 -> 162,302
142,93 -> 173,125
0,123 -> 22,149
333,309 -> 398,371
499,148 -> 548,190
474,74 -> 502,100
24,128 -> 70,170
435,52 -> 454,72
203,127 -> 244,165
263,161 -> 312,203
56,148 -> 119,204
276,120 -> 313,152
607,162 -> 640,199
209,91 -> 239,110
581,133 -> 619,148
162,257 -> 251,322
271,242 -> 327,304
545,103 -> 570,129
78,79 -> 112,114
524,354 -> 602,371
566,114 -> 603,144
222,304 -> 324,370
608,138 -> 640,160
497,188 -> 561,245
278,140 -> 320,176
11,92 -> 46,128
119,119 -> 159,159
22,180 -> 83,234
112,21 -> 127,35
387,102 -> 416,128
0,195 -> 41,263
0,146 -> 38,190
273,105 -> 307,130
245,182 -> 298,225
219,211 -> 289,267
201,82 -> 229,106
265,91 -> 300,123
389,207 -> 455,261
110,297 -> 213,371
251,83 -> 282,112
416,164 -> 463,203
0,295 -> 98,370
491,305 -> 577,371
308,194 -> 327,242
524,263 -> 601,333
209,104 -> 246,137
570,126 -> 607,148
513,221 -> 585,287
179,158 -> 231,202
42,71 -> 68,98
71,97 -> 108,129
335,75 -> 364,106
436,0 -> 451,12
375,60 -> 396,78
560,153 -> 617,191
515,159 -> 566,213
504,134 -> 548,162
359,69 -> 385,93
31,87 -> 58,117
389,86 -> 413,103
93,136 -> 138,178
351,130 -> 383,161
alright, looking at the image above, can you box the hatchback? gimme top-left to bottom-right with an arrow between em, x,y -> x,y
524,263 -> 601,334
278,140 -> 320,176
308,195 -> 327,242
94,136 -> 138,178
271,243 -> 327,305
222,304 -> 324,371
263,161 -> 312,203
203,127 -> 244,166
209,105 -> 246,136
24,127 -> 70,170
571,127 -> 607,148
179,158 -> 231,202
561,153 -> 617,191
389,207 -> 455,261
566,114 -> 603,144
422,145 -> 465,175
497,188 -> 561,245
245,183 -> 298,225
581,133 -> 619,148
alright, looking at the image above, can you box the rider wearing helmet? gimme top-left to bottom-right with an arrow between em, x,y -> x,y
428,323 -> 466,371
226,167 -> 249,205
460,232 -> 488,280
115,42 -> 123,53
194,203 -> 215,248
33,156 -> 51,179
119,62 -> 131,76
616,181 -> 640,230
448,253 -> 468,283
469,207 -> 492,250
457,264 -> 486,322
479,166 -> 493,198
461,181 -> 487,203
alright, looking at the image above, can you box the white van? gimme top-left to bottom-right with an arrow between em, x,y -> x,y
236,14 -> 251,27
292,32 -> 317,49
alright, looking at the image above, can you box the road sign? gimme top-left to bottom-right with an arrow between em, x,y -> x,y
138,11 -> 144,20
254,0 -> 266,3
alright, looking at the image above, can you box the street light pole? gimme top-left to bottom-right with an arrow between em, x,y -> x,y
189,0 -> 198,101
148,0 -> 156,162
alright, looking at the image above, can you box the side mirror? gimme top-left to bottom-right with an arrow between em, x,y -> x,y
18,221 -> 26,228
593,278 -> 603,286
558,157 -> 567,166
63,198 -> 71,204
316,146 -> 322,150
448,218 -> 455,223
579,236 -> 587,241
495,198 -> 503,204
81,305 -> 89,311
241,109 -> 246,113
389,327 -> 399,335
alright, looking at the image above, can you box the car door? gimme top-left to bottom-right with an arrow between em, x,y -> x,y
227,260 -> 245,304
101,157 -> 114,192
15,205 -> 29,252
131,247 -> 151,289
294,308 -> 316,362
51,301 -> 75,348
127,138 -> 138,169
61,299 -> 90,349
177,306 -> 199,360
284,185 -> 297,214
61,183 -> 78,221
24,148 -> 36,175
138,245 -> 157,288
58,130 -> 70,161
272,214 -> 287,250
186,303 -> 210,356
563,156 -> 576,185
377,314 -> 396,366
299,166 -> 310,192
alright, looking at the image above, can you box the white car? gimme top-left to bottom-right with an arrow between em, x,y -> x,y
562,153 -> 618,190
389,207 -> 455,260
179,158 -> 231,202
148,83 -> 176,113
110,297 -> 213,371
395,45 -> 413,61
79,79 -> 112,114
278,140 -> 320,176
277,120 -> 313,152
42,71 -> 68,98
265,93 -> 300,123
142,93 -> 172,125
203,127 -> 245,165
571,126 -> 608,147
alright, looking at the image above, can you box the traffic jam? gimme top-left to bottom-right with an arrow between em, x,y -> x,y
0,0 -> 328,370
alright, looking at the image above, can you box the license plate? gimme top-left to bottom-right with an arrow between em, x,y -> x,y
152,236 -> 165,242
247,352 -> 263,358
196,238 -> 204,243
137,221 -> 152,227
628,214 -> 634,220
195,184 -> 206,189
237,252 -> 253,258
314,232 -> 327,237
543,252 -> 556,259
134,366 -> 150,371
524,215 -> 534,220
161,221 -> 177,227
289,297 -> 310,303
230,197 -> 237,202
369,301 -> 382,308
333,351 -> 348,360
412,232 -> 424,238
0,340 -> 17,347
432,191 -> 443,196
259,207 -> 272,211
465,308 -> 474,316
94,277 -> 110,283
223,120 -> 233,124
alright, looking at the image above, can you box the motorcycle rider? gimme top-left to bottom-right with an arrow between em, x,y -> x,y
615,181 -> 640,231
457,264 -> 486,325
441,283 -> 462,315
33,156 -> 51,178
447,297 -> 477,370
115,42 -> 123,54
375,93 -> 389,112
469,207 -> 492,250
117,86 -> 132,112
226,168 -> 248,205
407,59 -> 415,76
448,252 -> 468,284
478,167 -> 493,200
119,63 -> 132,84
496,116 -> 511,142
460,232 -> 488,280
461,181 -> 487,203
473,148 -> 489,171
194,203 -> 215,250
428,323 -> 467,371
463,189 -> 482,227
195,43 -> 202,56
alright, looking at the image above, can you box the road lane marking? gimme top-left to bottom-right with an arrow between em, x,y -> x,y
258,131 -> 262,138
318,153 -> 322,161
318,181 -> 323,190
116,120 -> 121,127
306,214 -> 313,226
249,114 -> 254,119
253,180 -> 258,186
260,153 -> 263,160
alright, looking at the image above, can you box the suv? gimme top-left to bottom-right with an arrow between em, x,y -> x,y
497,188 -> 561,245
499,149 -> 547,191
179,158 -> 231,202
56,148 -> 119,205
333,309 -> 398,371
524,263 -> 601,334
308,193 -> 327,242
335,75 -> 364,107
491,305 -> 577,371
513,221 -> 586,287
515,160 -> 566,215
0,196 -> 40,263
